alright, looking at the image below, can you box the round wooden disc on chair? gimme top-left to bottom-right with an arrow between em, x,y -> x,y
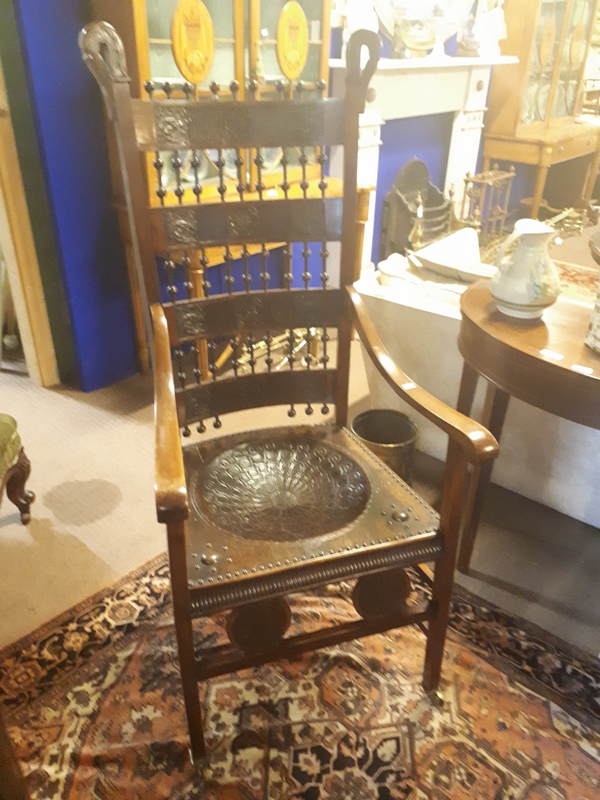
352,569 -> 412,619
227,597 -> 291,652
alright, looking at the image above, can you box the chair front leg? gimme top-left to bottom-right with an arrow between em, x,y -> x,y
167,520 -> 206,764
423,440 -> 468,697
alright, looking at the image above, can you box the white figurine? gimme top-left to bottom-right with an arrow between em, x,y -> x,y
475,0 -> 507,58
429,4 -> 450,61
341,0 -> 379,64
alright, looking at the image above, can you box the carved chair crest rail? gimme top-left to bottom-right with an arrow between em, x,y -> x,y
80,19 -> 497,767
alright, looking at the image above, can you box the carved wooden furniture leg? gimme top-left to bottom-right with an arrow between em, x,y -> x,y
423,440 -> 468,699
583,145 -> 600,209
167,521 -> 206,764
5,449 -> 35,525
531,160 -> 550,220
456,371 -> 510,573
0,708 -> 30,800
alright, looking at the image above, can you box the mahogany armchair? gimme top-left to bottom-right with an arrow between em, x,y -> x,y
80,21 -> 498,768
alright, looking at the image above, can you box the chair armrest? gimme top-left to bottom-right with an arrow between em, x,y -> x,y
347,287 -> 498,465
151,304 -> 189,523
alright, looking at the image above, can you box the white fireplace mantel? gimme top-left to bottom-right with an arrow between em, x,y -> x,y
330,55 -> 517,123
329,55 -> 518,268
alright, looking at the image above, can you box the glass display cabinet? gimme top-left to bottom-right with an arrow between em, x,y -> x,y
146,0 -> 238,89
483,0 -> 600,218
93,0 -> 331,199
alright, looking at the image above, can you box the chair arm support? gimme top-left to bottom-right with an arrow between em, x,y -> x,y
152,304 -> 189,523
347,287 -> 498,465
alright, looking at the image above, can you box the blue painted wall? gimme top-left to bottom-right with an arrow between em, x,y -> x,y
371,113 -> 455,263
16,0 -> 137,391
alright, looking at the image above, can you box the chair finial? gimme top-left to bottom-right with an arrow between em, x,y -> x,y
79,21 -> 129,118
345,29 -> 381,113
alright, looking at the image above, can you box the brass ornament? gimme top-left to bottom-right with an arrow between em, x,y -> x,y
171,0 -> 215,85
276,1 -> 309,81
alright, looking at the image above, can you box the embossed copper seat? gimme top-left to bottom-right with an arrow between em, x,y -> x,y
81,21 -> 498,769
184,423 -> 441,623
190,430 -> 371,543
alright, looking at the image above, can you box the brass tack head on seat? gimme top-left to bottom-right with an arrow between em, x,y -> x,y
201,553 -> 218,566
392,510 -> 409,522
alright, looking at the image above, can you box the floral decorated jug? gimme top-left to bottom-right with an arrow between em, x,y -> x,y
490,218 -> 561,319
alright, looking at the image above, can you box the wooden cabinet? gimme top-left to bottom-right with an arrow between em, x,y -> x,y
483,0 -> 600,217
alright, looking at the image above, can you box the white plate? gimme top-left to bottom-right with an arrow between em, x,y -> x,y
406,228 -> 496,283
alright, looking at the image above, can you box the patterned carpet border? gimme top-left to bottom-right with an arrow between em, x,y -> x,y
1,552 -> 598,732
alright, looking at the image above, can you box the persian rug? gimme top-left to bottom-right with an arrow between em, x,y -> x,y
1,554 -> 599,799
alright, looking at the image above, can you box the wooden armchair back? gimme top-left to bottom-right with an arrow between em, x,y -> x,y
80,23 -> 380,431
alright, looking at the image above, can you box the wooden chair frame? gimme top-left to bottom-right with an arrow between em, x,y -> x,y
81,21 -> 498,768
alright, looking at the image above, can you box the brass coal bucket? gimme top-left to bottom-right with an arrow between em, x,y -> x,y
351,409 -> 417,485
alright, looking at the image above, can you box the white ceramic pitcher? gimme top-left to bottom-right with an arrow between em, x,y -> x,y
490,218 -> 561,319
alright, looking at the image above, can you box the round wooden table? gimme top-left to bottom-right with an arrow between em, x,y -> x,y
456,280 -> 600,572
